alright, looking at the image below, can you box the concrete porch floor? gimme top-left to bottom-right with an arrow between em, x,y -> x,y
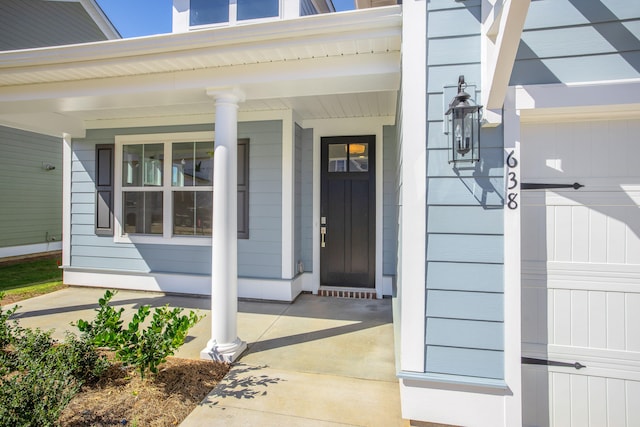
6,287 -> 403,426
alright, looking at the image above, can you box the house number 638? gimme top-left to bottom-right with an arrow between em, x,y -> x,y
506,150 -> 518,210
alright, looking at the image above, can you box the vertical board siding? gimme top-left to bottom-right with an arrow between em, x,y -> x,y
0,126 -> 62,249
424,0 -> 505,380
0,0 -> 109,51
70,121 -> 283,281
510,0 -> 640,85
383,125 -> 397,276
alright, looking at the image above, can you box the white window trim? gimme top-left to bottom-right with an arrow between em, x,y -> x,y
188,0 -> 284,30
114,131 -> 215,246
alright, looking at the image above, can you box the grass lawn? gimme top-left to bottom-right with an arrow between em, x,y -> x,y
0,255 -> 66,304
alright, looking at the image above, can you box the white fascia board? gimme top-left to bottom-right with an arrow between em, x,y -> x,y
481,0 -> 530,114
0,6 -> 401,72
515,80 -> 640,122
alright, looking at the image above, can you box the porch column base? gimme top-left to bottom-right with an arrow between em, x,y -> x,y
200,338 -> 247,363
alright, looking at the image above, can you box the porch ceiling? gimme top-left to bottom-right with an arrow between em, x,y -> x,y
0,7 -> 401,136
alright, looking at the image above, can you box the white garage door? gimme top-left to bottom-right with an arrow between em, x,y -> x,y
521,119 -> 640,427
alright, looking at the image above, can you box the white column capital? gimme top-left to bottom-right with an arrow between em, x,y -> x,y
206,87 -> 246,104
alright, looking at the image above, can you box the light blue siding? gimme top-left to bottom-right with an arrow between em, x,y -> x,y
0,126 -> 62,250
426,262 -> 503,293
426,318 -> 503,351
427,206 -> 503,234
426,346 -> 503,380
70,121 -> 283,282
427,178 -> 504,206
427,234 -> 503,264
510,0 -> 640,85
383,125 -> 397,276
426,290 -> 503,322
424,0 -> 505,381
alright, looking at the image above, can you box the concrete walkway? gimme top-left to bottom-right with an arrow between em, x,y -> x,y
6,287 -> 403,426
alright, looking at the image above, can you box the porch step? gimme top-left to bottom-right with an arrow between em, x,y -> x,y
318,286 -> 377,299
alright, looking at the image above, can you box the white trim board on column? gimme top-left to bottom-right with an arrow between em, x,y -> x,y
502,86 -> 522,427
300,116 -> 394,299
62,132 -> 72,267
281,109 -> 296,279
398,0 -> 427,375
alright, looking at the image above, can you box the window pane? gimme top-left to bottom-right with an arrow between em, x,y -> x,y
173,191 -> 212,236
190,0 -> 228,25
172,141 -> 214,187
123,144 -> 163,187
143,144 -> 164,186
122,144 -> 142,186
237,0 -> 278,20
328,144 -> 347,172
195,141 -> 214,186
348,143 -> 369,172
123,192 -> 163,235
172,142 -> 191,187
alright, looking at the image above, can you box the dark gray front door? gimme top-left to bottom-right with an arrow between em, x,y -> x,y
320,136 -> 375,288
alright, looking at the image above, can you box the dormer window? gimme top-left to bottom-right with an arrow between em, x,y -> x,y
190,0 -> 280,27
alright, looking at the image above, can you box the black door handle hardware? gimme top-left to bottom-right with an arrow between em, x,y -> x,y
522,357 -> 586,370
521,182 -> 584,190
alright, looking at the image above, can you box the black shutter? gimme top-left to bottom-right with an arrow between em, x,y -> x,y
95,144 -> 114,236
237,139 -> 249,239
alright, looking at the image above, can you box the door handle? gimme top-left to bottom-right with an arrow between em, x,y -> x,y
320,226 -> 326,248
522,357 -> 586,370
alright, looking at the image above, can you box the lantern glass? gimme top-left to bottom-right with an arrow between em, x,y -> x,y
448,103 -> 481,164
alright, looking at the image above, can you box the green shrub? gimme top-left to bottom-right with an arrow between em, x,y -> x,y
0,292 -> 19,348
76,290 -> 202,378
0,293 -> 108,426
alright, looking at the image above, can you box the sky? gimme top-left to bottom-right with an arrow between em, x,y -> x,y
96,0 -> 356,38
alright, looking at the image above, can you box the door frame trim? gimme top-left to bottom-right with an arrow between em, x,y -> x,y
302,117 -> 392,299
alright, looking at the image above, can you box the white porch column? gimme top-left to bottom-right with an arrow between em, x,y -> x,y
200,89 -> 247,363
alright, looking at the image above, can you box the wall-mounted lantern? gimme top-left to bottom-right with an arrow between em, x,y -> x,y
445,75 -> 482,164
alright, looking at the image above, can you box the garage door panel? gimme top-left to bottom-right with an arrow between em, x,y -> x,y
571,206 -> 590,263
551,372 -> 571,426
523,201 -> 640,265
553,289 -> 572,346
522,119 -> 640,426
589,210 -> 608,263
588,291 -> 607,349
607,292 -> 626,351
627,293 -> 640,352
627,381 -> 640,426
589,376 -> 607,427
553,207 -> 573,262
570,374 -> 589,427
570,290 -> 589,347
607,378 -> 626,427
